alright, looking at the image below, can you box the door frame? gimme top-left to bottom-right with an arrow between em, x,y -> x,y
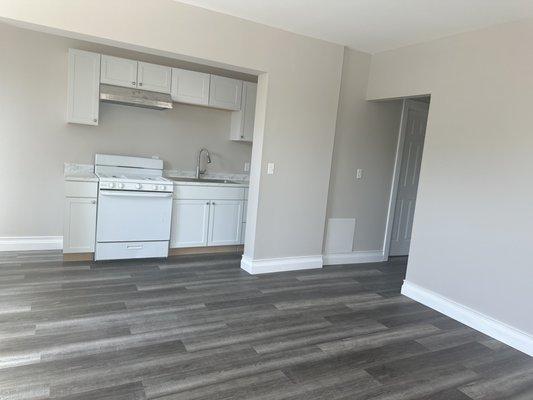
382,98 -> 430,259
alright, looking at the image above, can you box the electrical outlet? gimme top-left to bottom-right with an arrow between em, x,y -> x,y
244,162 -> 250,172
356,169 -> 363,179
267,163 -> 275,175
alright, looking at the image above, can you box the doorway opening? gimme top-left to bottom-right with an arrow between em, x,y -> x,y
384,96 -> 430,258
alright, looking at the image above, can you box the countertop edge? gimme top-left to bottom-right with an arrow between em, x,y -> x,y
171,180 -> 249,188
64,174 -> 99,183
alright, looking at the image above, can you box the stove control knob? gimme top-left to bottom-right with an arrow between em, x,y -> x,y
109,182 -> 115,189
136,183 -> 142,189
152,184 -> 158,190
118,183 -> 124,189
159,185 -> 165,191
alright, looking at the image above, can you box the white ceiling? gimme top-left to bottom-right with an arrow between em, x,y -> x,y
177,0 -> 533,53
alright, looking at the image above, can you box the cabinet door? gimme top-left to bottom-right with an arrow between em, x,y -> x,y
171,68 -> 210,105
209,75 -> 242,110
64,197 -> 97,253
208,200 -> 243,246
241,82 -> 257,142
240,222 -> 246,245
170,200 -> 210,248
230,81 -> 256,141
138,62 -> 172,93
242,200 -> 248,223
100,55 -> 138,88
67,49 -> 100,125
240,200 -> 248,244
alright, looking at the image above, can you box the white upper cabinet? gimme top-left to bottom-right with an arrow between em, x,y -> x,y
242,82 -> 257,141
101,56 -> 171,93
67,49 -> 100,125
230,81 -> 257,142
100,55 -> 138,88
68,49 -> 251,126
209,75 -> 242,110
138,62 -> 172,93
171,68 -> 210,105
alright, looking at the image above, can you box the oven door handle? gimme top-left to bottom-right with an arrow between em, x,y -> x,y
99,190 -> 172,198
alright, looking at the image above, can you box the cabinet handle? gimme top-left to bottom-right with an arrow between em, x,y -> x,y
93,118 -> 97,123
206,202 -> 210,205
212,202 -> 216,205
132,81 -> 136,86
91,200 -> 96,204
138,82 -> 143,87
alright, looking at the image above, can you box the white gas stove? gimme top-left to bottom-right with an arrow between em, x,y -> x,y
94,154 -> 173,261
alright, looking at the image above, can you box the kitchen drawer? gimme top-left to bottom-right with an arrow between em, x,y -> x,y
173,185 -> 245,200
65,181 -> 98,198
95,241 -> 168,261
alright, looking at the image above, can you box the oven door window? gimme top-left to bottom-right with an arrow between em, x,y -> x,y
96,190 -> 172,242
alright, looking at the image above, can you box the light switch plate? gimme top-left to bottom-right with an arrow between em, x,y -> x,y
244,162 -> 250,172
267,163 -> 275,175
356,169 -> 363,179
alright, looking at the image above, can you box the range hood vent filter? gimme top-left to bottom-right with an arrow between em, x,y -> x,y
99,84 -> 173,110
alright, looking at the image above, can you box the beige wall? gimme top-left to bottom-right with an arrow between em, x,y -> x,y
0,0 -> 344,260
368,19 -> 533,334
0,23 -> 252,237
326,48 -> 402,253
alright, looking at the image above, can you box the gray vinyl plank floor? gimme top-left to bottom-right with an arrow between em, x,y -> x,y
0,251 -> 531,399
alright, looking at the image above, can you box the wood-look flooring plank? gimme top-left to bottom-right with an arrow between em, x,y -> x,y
459,364 -> 533,400
0,250 -> 530,399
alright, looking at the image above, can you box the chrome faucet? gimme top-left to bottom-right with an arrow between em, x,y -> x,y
196,148 -> 212,179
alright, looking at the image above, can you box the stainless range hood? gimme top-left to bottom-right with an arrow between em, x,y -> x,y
99,84 -> 173,110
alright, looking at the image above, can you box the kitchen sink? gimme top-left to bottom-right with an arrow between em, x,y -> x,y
167,177 -> 243,184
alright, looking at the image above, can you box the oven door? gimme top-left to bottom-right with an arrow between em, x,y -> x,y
96,190 -> 172,243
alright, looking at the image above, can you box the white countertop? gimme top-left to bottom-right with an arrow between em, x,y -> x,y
63,163 -> 250,187
64,164 -> 98,182
168,178 -> 249,188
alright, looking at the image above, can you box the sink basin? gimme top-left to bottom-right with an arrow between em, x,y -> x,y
167,177 -> 243,184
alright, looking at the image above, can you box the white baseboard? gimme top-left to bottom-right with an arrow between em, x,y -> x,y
241,255 -> 323,275
401,280 -> 533,357
0,236 -> 63,252
323,250 -> 386,265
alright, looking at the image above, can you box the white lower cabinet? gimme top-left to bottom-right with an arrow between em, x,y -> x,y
170,185 -> 246,248
241,223 -> 246,244
208,200 -> 243,246
170,200 -> 210,247
63,197 -> 97,253
240,199 -> 248,245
